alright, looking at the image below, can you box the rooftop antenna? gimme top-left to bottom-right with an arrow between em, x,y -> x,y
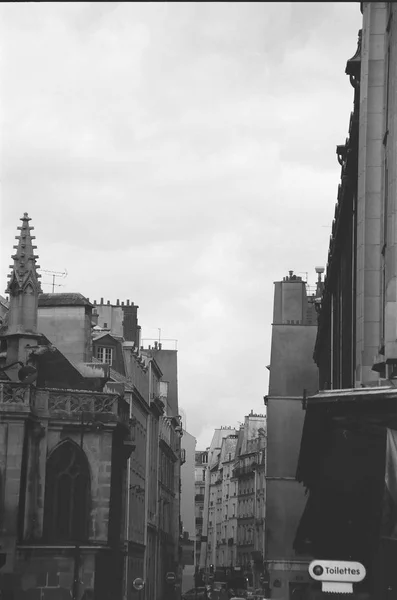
41,268 -> 68,293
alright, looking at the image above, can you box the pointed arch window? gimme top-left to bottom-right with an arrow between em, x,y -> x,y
43,440 -> 90,542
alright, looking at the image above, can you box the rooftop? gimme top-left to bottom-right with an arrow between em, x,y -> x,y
38,293 -> 92,307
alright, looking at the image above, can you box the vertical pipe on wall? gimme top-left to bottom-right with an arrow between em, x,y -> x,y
124,398 -> 133,600
330,295 -> 334,389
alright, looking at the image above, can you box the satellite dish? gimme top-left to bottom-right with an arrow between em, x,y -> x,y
18,365 -> 38,384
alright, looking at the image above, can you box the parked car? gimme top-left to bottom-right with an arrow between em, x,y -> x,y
182,587 -> 207,600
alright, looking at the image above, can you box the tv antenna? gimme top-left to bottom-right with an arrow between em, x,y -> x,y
41,268 -> 68,293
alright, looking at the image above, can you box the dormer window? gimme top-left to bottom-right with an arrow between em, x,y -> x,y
97,346 -> 113,365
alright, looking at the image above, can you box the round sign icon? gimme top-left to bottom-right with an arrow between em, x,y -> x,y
165,572 -> 177,584
132,577 -> 145,591
309,560 -> 366,583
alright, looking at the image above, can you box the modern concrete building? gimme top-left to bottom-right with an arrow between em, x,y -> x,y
264,270 -> 320,599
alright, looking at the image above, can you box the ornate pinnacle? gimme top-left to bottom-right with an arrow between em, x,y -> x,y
6,213 -> 42,295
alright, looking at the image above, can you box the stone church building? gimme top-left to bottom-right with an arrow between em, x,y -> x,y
0,213 -> 135,600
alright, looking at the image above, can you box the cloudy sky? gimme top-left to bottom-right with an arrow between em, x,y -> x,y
0,2 -> 362,448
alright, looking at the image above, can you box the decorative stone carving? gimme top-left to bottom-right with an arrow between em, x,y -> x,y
48,392 -> 118,415
0,383 -> 30,405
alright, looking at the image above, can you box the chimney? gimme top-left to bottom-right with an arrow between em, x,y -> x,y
117,299 -> 120,306
127,299 -> 130,306
100,298 -> 104,305
159,343 -> 162,350
154,341 -> 158,350
107,300 -> 110,306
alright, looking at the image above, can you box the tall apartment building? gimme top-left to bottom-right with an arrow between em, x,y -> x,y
197,414 -> 267,591
234,411 -> 266,588
296,4 -> 397,599
199,428 -> 238,572
180,429 -> 197,593
194,449 -> 209,578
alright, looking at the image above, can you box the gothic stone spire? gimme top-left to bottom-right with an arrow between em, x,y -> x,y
5,213 -> 42,334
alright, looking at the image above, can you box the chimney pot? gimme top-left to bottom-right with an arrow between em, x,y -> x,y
121,302 -> 125,306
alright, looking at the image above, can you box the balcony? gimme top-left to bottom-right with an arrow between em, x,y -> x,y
228,538 -> 234,546
195,517 -> 203,525
233,465 -> 255,478
195,494 -> 205,502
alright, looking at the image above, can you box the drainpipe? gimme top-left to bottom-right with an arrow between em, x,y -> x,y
263,433 -> 269,593
330,294 -> 334,389
155,405 -> 162,599
124,397 -> 133,600
143,361 -> 152,600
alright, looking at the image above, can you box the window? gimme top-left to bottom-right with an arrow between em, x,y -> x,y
96,346 -> 113,365
43,440 -> 90,542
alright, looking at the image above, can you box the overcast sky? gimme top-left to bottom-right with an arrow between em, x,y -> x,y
0,2 -> 362,448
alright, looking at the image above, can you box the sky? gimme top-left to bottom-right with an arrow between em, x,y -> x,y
0,2 -> 362,448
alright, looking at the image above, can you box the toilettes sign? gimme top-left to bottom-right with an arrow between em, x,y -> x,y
309,560 -> 366,594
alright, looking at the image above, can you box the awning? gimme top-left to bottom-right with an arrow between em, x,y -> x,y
293,386 -> 397,569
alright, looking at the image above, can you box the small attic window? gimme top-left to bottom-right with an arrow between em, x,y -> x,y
97,346 -> 113,365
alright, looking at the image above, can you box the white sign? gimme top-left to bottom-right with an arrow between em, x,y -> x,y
309,560 -> 365,594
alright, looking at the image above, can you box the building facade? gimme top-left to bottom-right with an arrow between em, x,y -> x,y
199,428 -> 238,573
0,214 -> 135,600
180,430 -> 197,593
265,271 -> 320,599
234,412 -> 266,589
296,4 -> 397,600
0,213 -> 184,600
